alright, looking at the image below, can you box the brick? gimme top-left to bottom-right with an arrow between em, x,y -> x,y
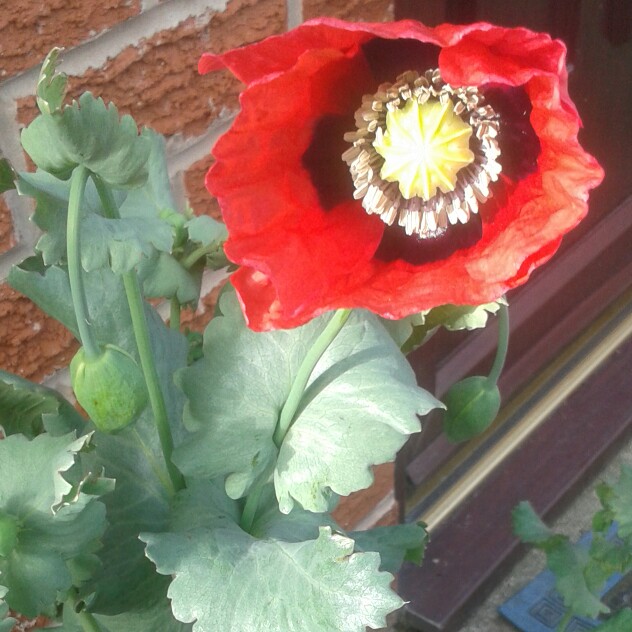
332,462 -> 395,529
184,153 -> 223,221
8,612 -> 51,631
303,0 -> 393,22
0,284 -> 77,382
179,276 -> 228,333
0,195 -> 15,254
17,0 -> 286,139
375,504 -> 399,527
0,0 -> 141,81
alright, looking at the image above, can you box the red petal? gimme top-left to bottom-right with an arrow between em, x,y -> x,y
202,20 -> 604,330
207,43 -> 384,327
199,18 -> 490,84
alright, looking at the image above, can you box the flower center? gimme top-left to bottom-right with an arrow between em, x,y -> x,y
343,69 -> 502,239
373,98 -> 475,201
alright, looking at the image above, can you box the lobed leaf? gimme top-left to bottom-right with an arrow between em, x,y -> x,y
512,501 -> 554,544
58,593 -> 192,632
184,215 -> 227,247
513,502 -> 610,620
35,47 -> 67,115
174,291 -> 441,513
0,433 -> 107,617
138,252 -> 203,305
142,524 -> 402,632
80,213 -> 173,275
8,257 -> 190,613
17,167 -> 173,276
382,299 -> 505,353
0,369 -> 86,438
0,586 -> 16,632
350,523 -> 428,574
21,92 -> 150,189
606,466 -> 632,538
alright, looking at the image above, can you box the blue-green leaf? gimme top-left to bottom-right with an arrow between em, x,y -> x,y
0,159 -> 16,194
8,258 -> 190,613
16,169 -> 173,275
142,524 -> 401,632
137,252 -> 202,305
351,523 -> 428,574
0,586 -> 17,632
0,369 -> 85,438
512,502 -> 554,544
141,479 -> 389,632
513,502 -> 609,620
21,92 -> 150,189
58,593 -> 192,632
174,291 -> 441,513
80,212 -> 173,275
383,299 -> 505,353
0,433 -> 107,618
607,466 -> 632,538
35,47 -> 67,115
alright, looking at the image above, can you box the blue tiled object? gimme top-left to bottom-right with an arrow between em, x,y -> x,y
499,527 -> 623,632
499,569 -> 600,631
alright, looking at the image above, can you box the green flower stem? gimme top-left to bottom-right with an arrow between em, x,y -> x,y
67,165 -> 100,359
65,589 -> 103,632
487,302 -> 509,386
93,174 -> 185,493
180,243 -> 215,269
273,308 -> 352,448
239,483 -> 264,533
241,309 -> 351,530
170,297 -> 181,331
122,273 -> 185,491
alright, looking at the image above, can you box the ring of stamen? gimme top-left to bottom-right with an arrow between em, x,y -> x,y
342,69 -> 502,239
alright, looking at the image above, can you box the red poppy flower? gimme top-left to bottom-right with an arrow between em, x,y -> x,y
201,18 -> 603,331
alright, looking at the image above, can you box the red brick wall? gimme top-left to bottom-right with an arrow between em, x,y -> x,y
0,0 -> 394,531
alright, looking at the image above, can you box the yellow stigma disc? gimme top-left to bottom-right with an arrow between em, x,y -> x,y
373,98 -> 475,201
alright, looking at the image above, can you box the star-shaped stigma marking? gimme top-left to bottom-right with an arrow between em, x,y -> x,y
373,98 -> 475,201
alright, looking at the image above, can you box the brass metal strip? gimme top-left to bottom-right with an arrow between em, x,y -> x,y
417,299 -> 632,532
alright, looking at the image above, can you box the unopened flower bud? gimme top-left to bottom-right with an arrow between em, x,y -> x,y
442,376 -> 501,443
70,344 -> 148,433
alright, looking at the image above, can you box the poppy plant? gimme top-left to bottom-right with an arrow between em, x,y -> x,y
201,18 -> 603,331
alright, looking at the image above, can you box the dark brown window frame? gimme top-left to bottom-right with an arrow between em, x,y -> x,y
390,1 -> 632,628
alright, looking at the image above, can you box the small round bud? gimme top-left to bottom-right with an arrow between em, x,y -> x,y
442,376 -> 501,443
70,344 -> 148,433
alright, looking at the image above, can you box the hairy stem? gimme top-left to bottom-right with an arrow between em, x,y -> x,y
67,165 -> 100,359
273,308 -> 351,448
93,175 -> 185,492
487,302 -> 509,386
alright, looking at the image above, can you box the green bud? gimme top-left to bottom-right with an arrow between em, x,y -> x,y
159,208 -> 187,247
442,376 -> 501,443
0,512 -> 19,557
70,344 -> 148,433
